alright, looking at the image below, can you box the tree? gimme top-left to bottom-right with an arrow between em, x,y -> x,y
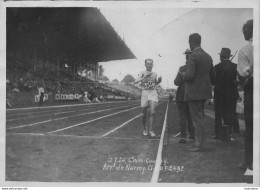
112,79 -> 119,83
100,76 -> 110,82
121,74 -> 135,84
98,65 -> 104,77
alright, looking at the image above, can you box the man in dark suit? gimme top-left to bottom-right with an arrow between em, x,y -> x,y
179,33 -> 215,151
174,49 -> 195,144
213,48 -> 239,140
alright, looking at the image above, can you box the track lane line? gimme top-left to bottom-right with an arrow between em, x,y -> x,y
6,104 -> 98,117
6,106 -> 101,122
7,133 -> 159,141
6,101 -> 136,117
7,104 -> 138,130
7,103 -> 135,122
47,106 -> 140,134
101,113 -> 142,137
151,102 -> 169,183
101,101 -> 165,138
6,100 -> 139,111
6,102 -> 103,111
7,133 -> 46,136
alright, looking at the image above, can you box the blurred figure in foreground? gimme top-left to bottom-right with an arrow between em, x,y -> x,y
237,19 -> 254,171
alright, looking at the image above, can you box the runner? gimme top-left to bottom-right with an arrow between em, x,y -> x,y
135,58 -> 162,138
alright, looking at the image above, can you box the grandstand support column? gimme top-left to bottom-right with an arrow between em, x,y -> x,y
57,56 -> 60,76
95,62 -> 97,82
33,48 -> 36,71
73,61 -> 75,81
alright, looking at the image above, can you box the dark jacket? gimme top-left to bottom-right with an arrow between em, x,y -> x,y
174,65 -> 186,102
182,47 -> 215,101
213,60 -> 239,101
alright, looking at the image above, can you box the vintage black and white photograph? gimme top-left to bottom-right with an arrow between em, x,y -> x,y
1,0 -> 259,187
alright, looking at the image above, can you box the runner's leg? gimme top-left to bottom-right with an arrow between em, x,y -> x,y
148,101 -> 157,132
142,106 -> 148,133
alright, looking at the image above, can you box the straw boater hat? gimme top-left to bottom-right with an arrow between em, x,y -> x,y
183,49 -> 193,54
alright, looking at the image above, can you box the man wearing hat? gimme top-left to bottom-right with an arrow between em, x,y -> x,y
212,48 -> 239,140
174,49 -> 195,144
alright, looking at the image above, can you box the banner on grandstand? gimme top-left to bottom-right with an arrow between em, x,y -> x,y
35,94 -> 48,103
55,94 -> 81,101
107,95 -> 126,100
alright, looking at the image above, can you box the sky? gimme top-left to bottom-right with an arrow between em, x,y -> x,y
99,8 -> 253,89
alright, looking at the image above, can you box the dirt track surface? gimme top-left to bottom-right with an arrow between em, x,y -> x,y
5,100 -> 253,184
6,100 -> 167,182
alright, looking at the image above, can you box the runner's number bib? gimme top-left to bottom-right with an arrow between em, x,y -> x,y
139,71 -> 157,90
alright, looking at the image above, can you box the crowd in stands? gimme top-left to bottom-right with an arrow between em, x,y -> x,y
6,67 -> 141,108
108,82 -> 142,97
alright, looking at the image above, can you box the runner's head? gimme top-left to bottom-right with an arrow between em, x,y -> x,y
145,58 -> 153,71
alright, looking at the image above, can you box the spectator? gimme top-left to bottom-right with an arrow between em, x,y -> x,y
174,49 -> 195,144
6,99 -> 12,108
180,33 -> 215,152
83,91 -> 91,103
237,19 -> 253,171
99,94 -> 104,102
212,48 -> 239,140
39,91 -> 44,106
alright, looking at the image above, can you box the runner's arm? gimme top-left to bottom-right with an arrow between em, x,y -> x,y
134,72 -> 151,84
155,74 -> 162,85
134,75 -> 143,84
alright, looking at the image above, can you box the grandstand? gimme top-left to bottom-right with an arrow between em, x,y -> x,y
107,82 -> 142,98
6,8 -> 136,108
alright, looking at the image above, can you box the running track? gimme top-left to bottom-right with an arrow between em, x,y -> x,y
6,100 -> 168,182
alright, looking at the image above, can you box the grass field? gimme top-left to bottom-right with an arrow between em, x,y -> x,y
160,101 -> 252,184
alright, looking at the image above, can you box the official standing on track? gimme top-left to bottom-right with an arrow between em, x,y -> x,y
237,19 -> 254,171
174,49 -> 195,144
39,92 -> 44,106
179,33 -> 215,152
38,85 -> 45,106
134,58 -> 162,139
212,48 -> 239,140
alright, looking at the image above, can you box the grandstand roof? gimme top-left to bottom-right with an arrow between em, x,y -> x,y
7,7 -> 136,64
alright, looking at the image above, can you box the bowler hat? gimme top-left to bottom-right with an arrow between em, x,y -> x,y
219,48 -> 232,57
183,49 -> 193,54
